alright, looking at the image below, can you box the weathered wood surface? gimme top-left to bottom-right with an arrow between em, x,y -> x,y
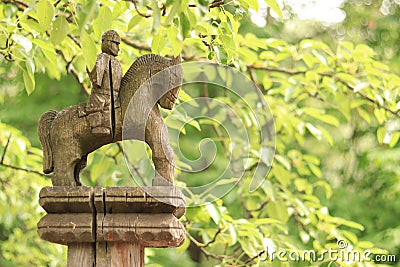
94,242 -> 144,267
37,213 -> 95,244
97,213 -> 185,247
38,186 -> 186,266
67,243 -> 95,267
38,51 -> 182,186
94,186 -> 186,218
39,186 -> 94,213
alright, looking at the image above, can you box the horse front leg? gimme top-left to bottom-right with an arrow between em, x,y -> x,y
145,109 -> 175,184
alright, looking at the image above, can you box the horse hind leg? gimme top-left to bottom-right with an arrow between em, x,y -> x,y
73,155 -> 87,186
52,159 -> 79,186
51,149 -> 85,186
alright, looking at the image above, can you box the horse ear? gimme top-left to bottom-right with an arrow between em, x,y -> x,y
172,55 -> 181,65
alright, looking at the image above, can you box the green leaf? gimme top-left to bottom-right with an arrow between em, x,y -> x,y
314,181 -> 332,199
374,108 -> 386,124
167,26 -> 182,56
206,203 -> 221,225
37,0 -> 54,32
224,12 -> 239,34
309,163 -> 322,178
151,0 -> 161,32
389,132 -> 400,148
179,12 -> 190,39
354,82 -> 368,92
50,17 -> 69,45
306,123 -> 322,141
151,31 -> 166,54
266,202 -> 289,223
254,218 -> 282,225
77,0 -> 97,34
357,108 -> 371,123
11,34 -> 32,52
331,217 -> 364,231
261,179 -> 275,201
228,224 -> 237,245
92,6 -> 112,40
19,61 -> 35,95
244,0 -> 258,11
127,15 -> 143,31
81,32 -> 97,70
377,127 -> 386,145
165,0 -> 180,25
237,47 -> 258,64
176,237 -> 190,255
265,0 -> 283,18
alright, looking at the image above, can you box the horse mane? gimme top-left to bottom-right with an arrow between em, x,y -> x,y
120,54 -> 171,90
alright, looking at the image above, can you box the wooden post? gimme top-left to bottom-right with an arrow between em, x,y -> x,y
38,186 -> 186,266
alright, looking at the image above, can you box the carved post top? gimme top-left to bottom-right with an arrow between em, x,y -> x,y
38,186 -> 186,247
39,186 -> 186,217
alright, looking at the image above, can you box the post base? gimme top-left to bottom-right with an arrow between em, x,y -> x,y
38,186 -> 186,267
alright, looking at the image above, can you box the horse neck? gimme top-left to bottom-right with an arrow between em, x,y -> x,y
119,54 -> 171,119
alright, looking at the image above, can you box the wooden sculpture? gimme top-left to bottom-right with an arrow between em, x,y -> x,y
38,30 -> 182,186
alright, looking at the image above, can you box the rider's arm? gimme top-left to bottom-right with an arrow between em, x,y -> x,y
90,53 -> 109,87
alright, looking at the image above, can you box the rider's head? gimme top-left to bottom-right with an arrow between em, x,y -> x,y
101,30 -> 121,57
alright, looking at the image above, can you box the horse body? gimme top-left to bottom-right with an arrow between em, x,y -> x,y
39,54 -> 181,186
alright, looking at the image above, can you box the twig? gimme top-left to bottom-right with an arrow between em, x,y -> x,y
186,232 -> 230,261
190,228 -> 222,247
116,142 -> 147,186
0,162 -> 46,176
67,33 -> 81,48
0,135 -> 12,164
121,36 -> 151,51
250,65 -> 400,116
243,250 -> 265,266
120,36 -> 199,61
0,134 -> 46,176
201,77 -> 231,154
247,200 -> 269,212
209,0 -> 225,10
1,0 -> 28,10
322,72 -> 399,116
250,65 -> 306,75
56,49 -> 90,96
126,0 -> 151,18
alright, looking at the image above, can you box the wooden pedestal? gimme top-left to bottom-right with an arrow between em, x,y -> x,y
37,186 -> 186,266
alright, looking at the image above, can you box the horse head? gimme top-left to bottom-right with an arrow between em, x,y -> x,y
158,55 -> 183,110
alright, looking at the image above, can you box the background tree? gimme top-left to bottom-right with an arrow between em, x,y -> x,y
0,0 -> 399,266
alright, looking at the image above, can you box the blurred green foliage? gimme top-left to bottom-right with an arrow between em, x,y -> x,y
0,0 -> 399,266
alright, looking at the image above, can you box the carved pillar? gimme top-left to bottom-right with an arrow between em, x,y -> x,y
38,186 -> 186,266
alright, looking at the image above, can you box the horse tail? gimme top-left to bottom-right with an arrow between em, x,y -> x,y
38,110 -> 58,174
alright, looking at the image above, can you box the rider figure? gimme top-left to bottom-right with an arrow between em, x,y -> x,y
86,30 -> 122,136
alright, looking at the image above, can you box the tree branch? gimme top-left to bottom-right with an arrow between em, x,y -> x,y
0,134 -> 12,165
67,33 -> 81,48
186,232 -> 230,261
0,162 -> 47,176
121,36 -> 151,52
116,142 -> 147,186
250,65 -> 400,116
125,0 -> 152,18
0,135 -> 47,176
56,49 -> 90,96
247,200 -> 269,212
322,72 -> 399,116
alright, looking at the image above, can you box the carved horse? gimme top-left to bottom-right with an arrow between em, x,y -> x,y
38,54 -> 182,186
